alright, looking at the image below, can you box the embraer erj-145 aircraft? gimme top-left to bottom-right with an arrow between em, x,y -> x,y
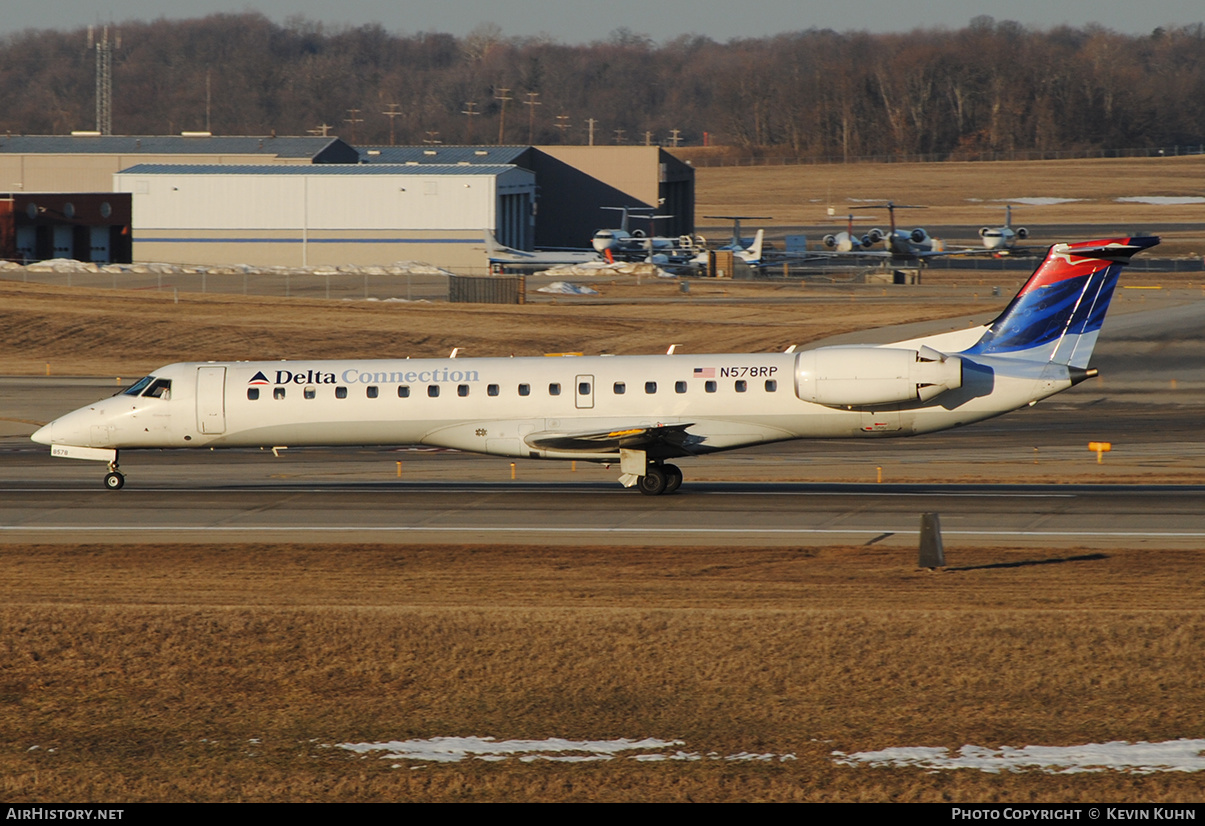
33,237 -> 1158,495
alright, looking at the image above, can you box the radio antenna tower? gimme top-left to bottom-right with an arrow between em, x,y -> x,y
88,25 -> 120,135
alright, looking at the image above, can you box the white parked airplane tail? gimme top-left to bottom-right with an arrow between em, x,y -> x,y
744,229 -> 764,264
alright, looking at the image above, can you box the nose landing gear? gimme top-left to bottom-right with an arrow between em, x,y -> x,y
104,455 -> 125,490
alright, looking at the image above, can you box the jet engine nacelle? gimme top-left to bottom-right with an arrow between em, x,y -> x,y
979,226 -> 991,238
795,346 -> 963,407
910,228 -> 928,244
866,228 -> 884,244
1016,227 -> 1029,239
823,234 -> 837,248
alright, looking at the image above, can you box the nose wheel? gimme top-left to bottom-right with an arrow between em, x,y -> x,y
104,456 -> 125,490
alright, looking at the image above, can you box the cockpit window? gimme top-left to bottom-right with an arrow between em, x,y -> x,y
143,378 -> 172,399
121,375 -> 155,396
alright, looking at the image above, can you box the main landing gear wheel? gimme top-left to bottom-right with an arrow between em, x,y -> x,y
103,471 -> 125,490
637,466 -> 668,496
663,463 -> 683,494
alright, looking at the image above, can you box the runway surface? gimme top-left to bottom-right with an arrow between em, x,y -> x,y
3,290 -> 1203,548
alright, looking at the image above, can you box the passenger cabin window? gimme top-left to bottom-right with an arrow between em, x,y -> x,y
458,385 -> 469,397
614,382 -> 626,395
247,388 -> 260,401
519,384 -> 530,397
549,383 -> 561,396
578,382 -> 591,396
488,384 -> 499,397
143,378 -> 172,399
705,380 -> 717,393
428,385 -> 440,398
765,379 -> 777,392
273,387 -> 286,400
336,386 -> 348,399
675,381 -> 687,394
303,386 -> 316,400
398,385 -> 410,398
735,380 -> 747,393
645,381 -> 657,394
366,386 -> 379,399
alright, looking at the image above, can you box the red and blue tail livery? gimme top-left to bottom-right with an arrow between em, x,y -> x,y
965,236 -> 1159,367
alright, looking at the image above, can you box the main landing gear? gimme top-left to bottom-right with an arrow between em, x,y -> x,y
103,455 -> 125,490
637,463 -> 682,496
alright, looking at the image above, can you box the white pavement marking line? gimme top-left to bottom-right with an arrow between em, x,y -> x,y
3,526 -> 1205,538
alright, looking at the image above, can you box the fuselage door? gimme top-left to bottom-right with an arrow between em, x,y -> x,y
196,366 -> 227,434
575,374 -> 594,410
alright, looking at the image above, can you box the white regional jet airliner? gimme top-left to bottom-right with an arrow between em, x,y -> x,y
33,237 -> 1158,495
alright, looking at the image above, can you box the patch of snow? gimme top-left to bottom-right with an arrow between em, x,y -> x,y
1001,198 -> 1083,206
833,738 -> 1205,774
1115,196 -> 1205,205
536,281 -> 600,295
336,736 -> 798,765
339,736 -> 682,763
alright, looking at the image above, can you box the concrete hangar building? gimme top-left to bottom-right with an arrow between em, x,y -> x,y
0,135 -> 694,271
0,134 -> 357,264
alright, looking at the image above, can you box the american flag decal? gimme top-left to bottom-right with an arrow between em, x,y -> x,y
693,367 -> 715,378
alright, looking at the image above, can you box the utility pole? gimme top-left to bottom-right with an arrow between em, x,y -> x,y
344,108 -> 363,144
523,91 -> 541,145
668,128 -> 682,147
554,114 -> 571,143
462,101 -> 480,144
88,25 -> 120,135
495,86 -> 512,145
382,103 -> 402,146
308,123 -> 333,137
423,131 -> 442,145
613,128 -> 625,145
586,118 -> 597,146
644,130 -> 653,146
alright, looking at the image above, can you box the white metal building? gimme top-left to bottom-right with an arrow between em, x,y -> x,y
113,163 -> 536,270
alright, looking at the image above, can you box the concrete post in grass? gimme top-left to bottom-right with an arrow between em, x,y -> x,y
919,512 -> 945,569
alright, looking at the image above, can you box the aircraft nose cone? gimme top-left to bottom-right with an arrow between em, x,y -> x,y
31,421 -> 53,445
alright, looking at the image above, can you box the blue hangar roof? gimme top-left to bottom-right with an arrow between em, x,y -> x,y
117,163 -> 523,176
0,135 -> 358,162
357,146 -> 531,165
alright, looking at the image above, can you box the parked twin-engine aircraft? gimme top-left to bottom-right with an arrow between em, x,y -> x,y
33,237 -> 1158,495
980,205 -> 1030,252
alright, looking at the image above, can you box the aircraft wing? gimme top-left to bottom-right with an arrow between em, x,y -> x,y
524,422 -> 695,452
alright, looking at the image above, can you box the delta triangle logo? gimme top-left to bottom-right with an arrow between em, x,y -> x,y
248,371 -> 271,385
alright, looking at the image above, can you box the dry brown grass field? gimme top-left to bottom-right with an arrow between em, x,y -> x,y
0,279 -> 999,377
695,155 -> 1205,256
3,543 -> 1205,802
3,155 -> 1204,802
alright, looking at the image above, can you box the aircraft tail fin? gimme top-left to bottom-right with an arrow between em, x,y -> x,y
745,229 -> 765,264
962,236 -> 1159,367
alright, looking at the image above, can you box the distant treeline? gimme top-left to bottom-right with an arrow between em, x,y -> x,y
2,14 -> 1203,157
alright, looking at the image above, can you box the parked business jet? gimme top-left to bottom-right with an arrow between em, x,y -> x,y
483,230 -> 602,269
33,237 -> 1158,495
